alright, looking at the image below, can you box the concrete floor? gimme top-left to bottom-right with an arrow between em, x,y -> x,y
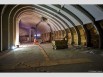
0,43 -> 103,72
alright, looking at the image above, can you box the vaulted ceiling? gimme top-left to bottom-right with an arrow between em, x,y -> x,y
1,5 -> 103,33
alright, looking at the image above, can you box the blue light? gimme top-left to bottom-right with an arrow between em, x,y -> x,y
34,34 -> 41,37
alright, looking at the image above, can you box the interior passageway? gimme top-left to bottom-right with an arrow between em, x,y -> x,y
0,4 -> 103,72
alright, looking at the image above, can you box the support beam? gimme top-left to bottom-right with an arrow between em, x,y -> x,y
83,24 -> 92,47
94,21 -> 103,49
73,5 -> 102,48
54,5 -> 83,25
29,28 -> 32,42
15,21 -> 19,46
75,26 -> 81,45
69,28 -> 74,45
65,29 -> 69,41
0,16 -> 1,51
47,23 -> 52,42
0,5 -> 4,51
2,6 -> 14,50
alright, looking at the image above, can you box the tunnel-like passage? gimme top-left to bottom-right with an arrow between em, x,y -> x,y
0,5 -> 103,72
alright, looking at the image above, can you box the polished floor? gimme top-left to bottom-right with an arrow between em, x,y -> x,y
0,43 -> 103,72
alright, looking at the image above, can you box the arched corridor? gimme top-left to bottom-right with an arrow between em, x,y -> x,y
0,4 -> 103,72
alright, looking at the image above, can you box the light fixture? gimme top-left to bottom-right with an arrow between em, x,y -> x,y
34,34 -> 41,37
58,4 -> 65,13
61,4 -> 65,8
12,46 -> 16,50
